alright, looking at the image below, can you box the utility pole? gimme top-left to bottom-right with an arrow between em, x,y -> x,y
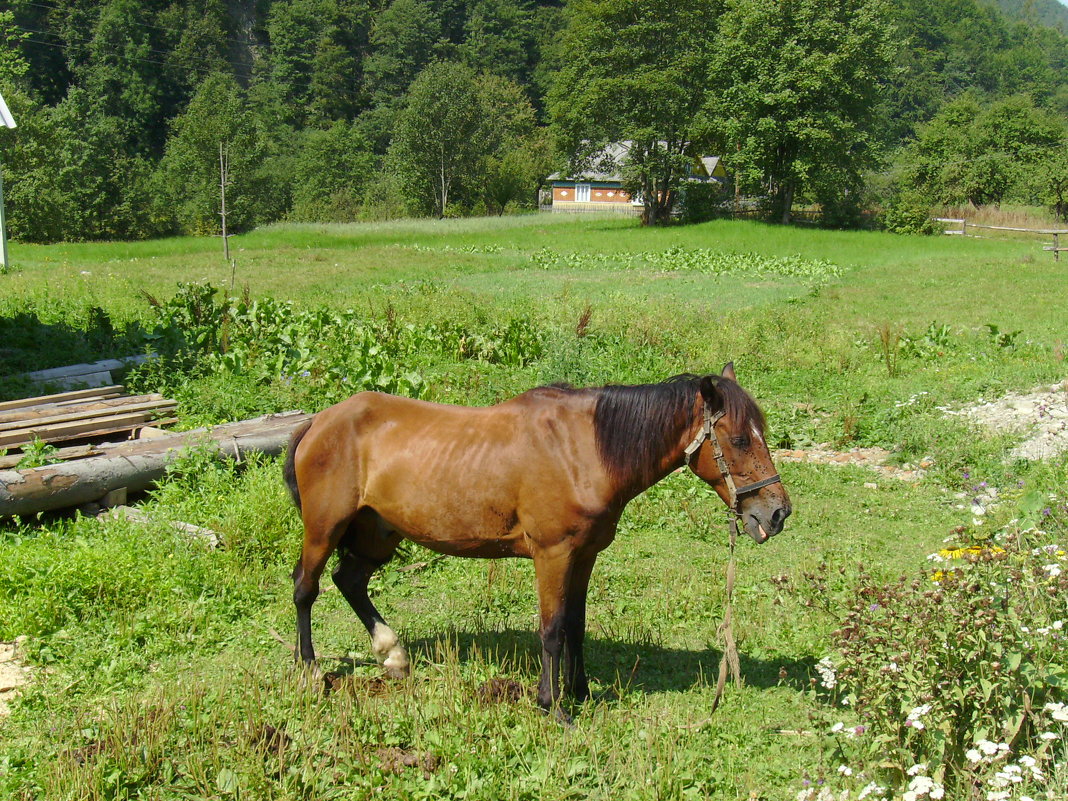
219,142 -> 230,262
0,91 -> 17,270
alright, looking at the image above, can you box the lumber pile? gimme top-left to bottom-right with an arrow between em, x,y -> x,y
0,410 -> 313,517
0,385 -> 177,466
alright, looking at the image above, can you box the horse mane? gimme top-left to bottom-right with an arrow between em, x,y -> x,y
591,373 -> 765,487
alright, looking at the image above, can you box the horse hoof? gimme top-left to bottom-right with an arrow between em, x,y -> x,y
384,664 -> 410,680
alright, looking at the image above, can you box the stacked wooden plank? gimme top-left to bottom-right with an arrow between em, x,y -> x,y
0,411 -> 313,517
0,385 -> 177,467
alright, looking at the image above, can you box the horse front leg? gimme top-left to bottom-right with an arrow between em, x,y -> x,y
564,553 -> 597,703
533,548 -> 575,719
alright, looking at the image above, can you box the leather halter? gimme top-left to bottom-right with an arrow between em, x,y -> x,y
683,403 -> 782,509
683,399 -> 783,715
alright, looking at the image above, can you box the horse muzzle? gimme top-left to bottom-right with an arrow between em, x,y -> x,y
745,502 -> 791,543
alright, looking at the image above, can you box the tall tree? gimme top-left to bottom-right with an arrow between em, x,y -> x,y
388,60 -> 489,216
710,0 -> 895,223
291,121 -> 376,220
548,0 -> 722,225
460,0 -> 535,83
156,73 -> 269,234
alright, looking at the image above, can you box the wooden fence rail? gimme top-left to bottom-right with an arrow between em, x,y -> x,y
932,217 -> 1068,260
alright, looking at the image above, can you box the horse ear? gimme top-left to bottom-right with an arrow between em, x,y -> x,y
722,361 -> 736,381
699,375 -> 722,408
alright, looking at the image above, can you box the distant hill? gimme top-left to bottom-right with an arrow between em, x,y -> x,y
984,0 -> 1068,32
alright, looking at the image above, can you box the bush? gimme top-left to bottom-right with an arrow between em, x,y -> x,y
881,192 -> 940,235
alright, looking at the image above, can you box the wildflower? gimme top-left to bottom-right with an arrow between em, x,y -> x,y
816,657 -> 837,689
1045,563 -> 1063,578
857,783 -> 884,800
837,765 -> 852,776
977,739 -> 1010,756
906,705 -> 931,729
966,749 -> 983,763
1039,731 -> 1059,740
906,763 -> 928,776
1044,702 -> 1068,722
830,722 -> 844,733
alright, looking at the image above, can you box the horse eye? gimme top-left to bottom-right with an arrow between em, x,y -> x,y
731,436 -> 750,449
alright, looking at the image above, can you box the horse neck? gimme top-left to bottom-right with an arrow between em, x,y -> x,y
608,397 -> 705,503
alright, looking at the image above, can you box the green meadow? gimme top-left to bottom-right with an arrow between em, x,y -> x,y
1,215 -> 1066,800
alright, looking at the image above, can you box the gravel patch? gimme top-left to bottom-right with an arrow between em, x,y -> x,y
943,380 -> 1068,460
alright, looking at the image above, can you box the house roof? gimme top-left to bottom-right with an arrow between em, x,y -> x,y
548,142 -> 726,182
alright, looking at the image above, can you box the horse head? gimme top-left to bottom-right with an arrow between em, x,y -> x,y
687,363 -> 792,543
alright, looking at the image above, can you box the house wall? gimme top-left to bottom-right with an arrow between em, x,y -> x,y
552,184 -> 635,205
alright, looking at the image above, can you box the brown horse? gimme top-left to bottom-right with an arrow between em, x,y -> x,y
284,363 -> 790,714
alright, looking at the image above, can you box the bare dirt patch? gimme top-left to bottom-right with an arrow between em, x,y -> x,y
375,747 -> 439,778
774,446 -> 928,481
942,380 -> 1068,460
475,677 -> 528,704
0,638 -> 30,717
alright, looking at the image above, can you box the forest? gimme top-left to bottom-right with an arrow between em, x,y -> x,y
1,0 -> 1068,240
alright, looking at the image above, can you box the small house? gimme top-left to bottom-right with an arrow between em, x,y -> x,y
545,142 -> 727,214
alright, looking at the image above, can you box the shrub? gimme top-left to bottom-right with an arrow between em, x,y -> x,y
799,515 -> 1068,799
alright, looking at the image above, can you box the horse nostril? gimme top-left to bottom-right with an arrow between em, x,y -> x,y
771,506 -> 789,529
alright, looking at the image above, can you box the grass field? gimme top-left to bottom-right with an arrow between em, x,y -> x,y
1,214 -> 1066,800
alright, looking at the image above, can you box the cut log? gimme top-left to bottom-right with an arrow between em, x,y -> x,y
0,443 -> 104,470
102,505 -> 221,549
17,355 -> 151,388
0,411 -> 313,517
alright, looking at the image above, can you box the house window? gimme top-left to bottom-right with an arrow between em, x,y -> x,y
575,183 -> 591,202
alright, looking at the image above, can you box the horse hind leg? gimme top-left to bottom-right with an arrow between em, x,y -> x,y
293,513 -> 352,666
331,521 -> 410,678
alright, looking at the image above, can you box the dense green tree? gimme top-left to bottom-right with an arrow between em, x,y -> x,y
1048,147 -> 1068,221
0,10 -> 29,85
388,60 -> 488,216
710,0 -> 895,223
478,73 -> 551,210
460,0 -> 535,83
898,94 -> 1065,207
266,0 -> 369,127
364,0 -> 444,102
548,0 -> 722,225
74,0 -> 169,156
291,121 -> 376,220
156,73 -> 271,235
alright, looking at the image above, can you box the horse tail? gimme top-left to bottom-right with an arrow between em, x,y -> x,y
283,418 -> 314,512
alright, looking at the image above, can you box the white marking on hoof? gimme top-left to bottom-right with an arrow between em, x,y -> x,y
371,623 -> 410,676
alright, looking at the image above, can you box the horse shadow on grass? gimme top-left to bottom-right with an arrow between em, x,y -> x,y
396,627 -> 818,697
